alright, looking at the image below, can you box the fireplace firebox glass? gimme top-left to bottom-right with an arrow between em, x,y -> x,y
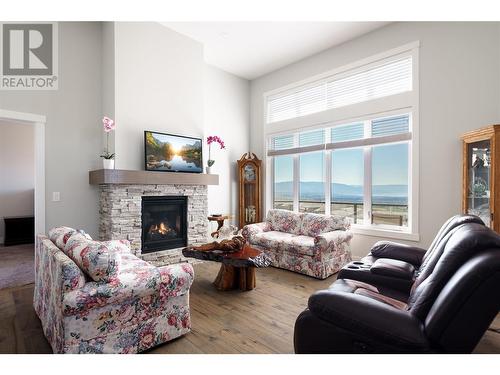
141,196 -> 187,253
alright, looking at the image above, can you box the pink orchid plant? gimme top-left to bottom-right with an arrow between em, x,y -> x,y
206,135 -> 225,167
100,116 -> 116,159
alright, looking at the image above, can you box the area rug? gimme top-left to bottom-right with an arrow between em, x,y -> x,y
0,244 -> 35,289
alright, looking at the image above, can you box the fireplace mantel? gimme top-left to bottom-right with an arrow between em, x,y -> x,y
89,169 -> 219,186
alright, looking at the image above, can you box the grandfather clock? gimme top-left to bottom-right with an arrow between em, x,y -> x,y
237,153 -> 262,229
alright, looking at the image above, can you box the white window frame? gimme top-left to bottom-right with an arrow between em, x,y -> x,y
264,42 -> 420,241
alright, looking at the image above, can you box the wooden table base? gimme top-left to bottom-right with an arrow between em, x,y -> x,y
213,264 -> 256,291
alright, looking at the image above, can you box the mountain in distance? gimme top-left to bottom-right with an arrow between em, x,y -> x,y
181,140 -> 201,152
274,181 -> 408,204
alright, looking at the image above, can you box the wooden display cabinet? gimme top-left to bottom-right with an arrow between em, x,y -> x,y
461,125 -> 500,232
237,153 -> 262,229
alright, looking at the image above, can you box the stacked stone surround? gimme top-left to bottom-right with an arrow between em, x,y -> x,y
99,184 -> 208,266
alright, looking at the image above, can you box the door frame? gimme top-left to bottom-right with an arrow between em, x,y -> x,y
0,109 -> 46,236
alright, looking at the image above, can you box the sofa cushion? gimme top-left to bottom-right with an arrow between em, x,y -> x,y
252,231 -> 295,248
48,226 -> 93,250
49,226 -> 78,249
288,235 -> 317,256
64,233 -> 124,283
300,213 -> 349,237
252,232 -> 318,257
266,209 -> 302,234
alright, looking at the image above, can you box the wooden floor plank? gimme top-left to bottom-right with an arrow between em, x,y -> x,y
0,262 -> 498,354
0,290 -> 16,353
12,286 -> 52,354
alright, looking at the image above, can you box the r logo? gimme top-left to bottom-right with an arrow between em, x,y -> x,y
2,23 -> 53,76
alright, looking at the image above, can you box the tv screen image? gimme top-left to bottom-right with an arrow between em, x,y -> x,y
145,131 -> 203,173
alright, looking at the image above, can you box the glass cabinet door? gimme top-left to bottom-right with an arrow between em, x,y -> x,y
467,140 -> 491,227
243,164 -> 257,225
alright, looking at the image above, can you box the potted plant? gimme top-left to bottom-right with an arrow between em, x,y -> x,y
101,116 -> 115,169
206,135 -> 225,174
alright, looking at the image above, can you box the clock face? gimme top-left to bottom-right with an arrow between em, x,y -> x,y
244,164 -> 256,181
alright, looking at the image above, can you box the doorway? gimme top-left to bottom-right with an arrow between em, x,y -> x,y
0,109 -> 45,289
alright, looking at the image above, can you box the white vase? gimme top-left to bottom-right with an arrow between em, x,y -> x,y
103,159 -> 115,169
206,166 -> 212,174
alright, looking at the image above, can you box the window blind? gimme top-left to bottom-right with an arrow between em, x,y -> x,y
327,57 -> 412,109
267,83 -> 326,123
266,56 -> 412,124
268,113 -> 412,156
299,129 -> 325,147
371,114 -> 409,137
272,134 -> 295,150
331,123 -> 364,143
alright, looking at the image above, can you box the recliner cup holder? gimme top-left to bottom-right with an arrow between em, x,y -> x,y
352,261 -> 364,265
347,265 -> 360,270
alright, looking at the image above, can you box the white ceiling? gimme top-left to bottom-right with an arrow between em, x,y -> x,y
161,22 -> 389,80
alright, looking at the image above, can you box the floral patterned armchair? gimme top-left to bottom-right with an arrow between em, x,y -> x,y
242,210 -> 352,279
34,227 -> 194,353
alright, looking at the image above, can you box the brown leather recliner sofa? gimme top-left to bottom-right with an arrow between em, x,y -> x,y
337,215 -> 484,293
294,216 -> 500,353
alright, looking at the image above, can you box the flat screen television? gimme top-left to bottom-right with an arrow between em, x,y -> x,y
144,131 -> 203,173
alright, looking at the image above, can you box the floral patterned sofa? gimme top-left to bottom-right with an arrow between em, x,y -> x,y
242,210 -> 353,279
34,227 -> 194,354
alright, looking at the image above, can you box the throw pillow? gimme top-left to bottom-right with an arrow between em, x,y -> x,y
301,213 -> 350,237
266,209 -> 302,234
76,229 -> 93,240
48,226 -> 77,249
64,233 -> 124,283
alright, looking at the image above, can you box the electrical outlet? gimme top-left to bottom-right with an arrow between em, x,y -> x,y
52,192 -> 60,202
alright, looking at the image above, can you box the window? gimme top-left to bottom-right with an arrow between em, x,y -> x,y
299,152 -> 324,213
269,113 -> 412,230
265,43 -> 418,238
332,148 -> 364,224
273,155 -> 293,211
372,143 -> 409,227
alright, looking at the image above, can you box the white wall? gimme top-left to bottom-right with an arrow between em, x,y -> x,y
101,22 -> 115,156
204,65 -> 250,227
0,22 -> 103,237
112,23 -> 251,234
249,22 -> 500,256
114,22 -> 205,170
0,121 -> 35,243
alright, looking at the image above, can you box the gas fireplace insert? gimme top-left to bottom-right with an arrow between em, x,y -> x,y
141,196 -> 188,253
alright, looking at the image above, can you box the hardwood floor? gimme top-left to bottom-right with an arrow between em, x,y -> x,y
0,261 -> 498,354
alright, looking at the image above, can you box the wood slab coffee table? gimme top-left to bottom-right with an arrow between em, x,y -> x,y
182,243 -> 271,291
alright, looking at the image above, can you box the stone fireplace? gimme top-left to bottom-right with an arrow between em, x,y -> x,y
91,169 -> 219,266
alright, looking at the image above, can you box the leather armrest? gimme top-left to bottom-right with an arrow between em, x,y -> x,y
370,241 -> 426,266
308,289 -> 428,349
370,258 -> 415,280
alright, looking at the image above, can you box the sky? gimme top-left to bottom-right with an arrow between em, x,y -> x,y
274,143 -> 408,186
150,132 -> 200,150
